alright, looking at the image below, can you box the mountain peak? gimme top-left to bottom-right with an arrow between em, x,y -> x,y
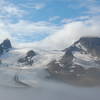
1,39 -> 12,49
0,39 -> 12,56
74,37 -> 100,57
48,37 -> 100,86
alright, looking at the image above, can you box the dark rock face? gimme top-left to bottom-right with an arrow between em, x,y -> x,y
47,37 -> 100,86
18,58 -> 27,63
64,37 -> 100,57
60,51 -> 73,66
18,50 -> 36,65
75,37 -> 100,57
0,46 -> 3,55
1,39 -> 12,49
64,45 -> 81,53
0,39 -> 12,56
26,50 -> 36,58
48,50 -> 74,74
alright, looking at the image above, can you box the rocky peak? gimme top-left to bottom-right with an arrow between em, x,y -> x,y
75,37 -> 100,48
26,50 -> 36,58
64,37 -> 100,57
0,39 -> 12,55
1,39 -> 12,49
18,50 -> 36,66
60,50 -> 73,66
47,37 -> 100,86
74,37 -> 100,57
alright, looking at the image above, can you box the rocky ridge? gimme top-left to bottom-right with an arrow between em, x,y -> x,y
47,37 -> 100,86
0,39 -> 12,56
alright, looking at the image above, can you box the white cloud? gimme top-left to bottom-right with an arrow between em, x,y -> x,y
20,3 -> 45,10
67,0 -> 100,15
61,18 -> 73,23
0,20 -> 62,44
0,0 -> 25,19
0,21 -> 11,42
49,16 -> 60,22
0,0 -> 99,50
33,3 -> 45,10
8,20 -> 61,36
83,1 -> 100,15
32,16 -> 100,50
0,15 -> 98,50
2,5 -> 25,17
61,16 -> 90,24
86,6 -> 100,14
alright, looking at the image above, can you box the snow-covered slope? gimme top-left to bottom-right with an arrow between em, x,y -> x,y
0,47 -> 64,87
1,37 -> 100,87
73,51 -> 100,69
47,37 -> 100,86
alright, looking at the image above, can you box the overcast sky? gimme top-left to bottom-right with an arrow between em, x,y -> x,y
0,0 -> 100,49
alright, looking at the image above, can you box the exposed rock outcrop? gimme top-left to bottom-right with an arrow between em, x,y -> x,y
74,37 -> 100,57
18,50 -> 36,65
0,39 -> 12,56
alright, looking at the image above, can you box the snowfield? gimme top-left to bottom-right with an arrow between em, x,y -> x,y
73,51 -> 100,69
0,48 -> 100,100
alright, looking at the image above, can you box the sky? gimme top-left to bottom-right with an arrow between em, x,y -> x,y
0,0 -> 100,49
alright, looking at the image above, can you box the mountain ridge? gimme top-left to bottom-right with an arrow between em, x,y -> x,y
47,37 -> 100,86
1,37 -> 100,86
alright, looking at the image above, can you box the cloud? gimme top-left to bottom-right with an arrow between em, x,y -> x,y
67,0 -> 100,15
0,21 -> 11,42
31,16 -> 100,50
20,3 -> 45,10
49,16 -> 60,22
9,20 -> 61,41
1,15 -> 98,50
0,19 -> 62,43
33,3 -> 45,10
3,5 -> 25,17
85,6 -> 100,14
82,1 -> 100,15
61,16 -> 91,24
0,0 -> 25,19
0,0 -> 99,50
61,18 -> 73,23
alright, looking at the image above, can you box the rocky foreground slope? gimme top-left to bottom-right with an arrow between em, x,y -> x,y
47,37 -> 100,86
